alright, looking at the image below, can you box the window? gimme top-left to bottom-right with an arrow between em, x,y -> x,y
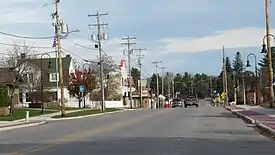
49,73 -> 59,82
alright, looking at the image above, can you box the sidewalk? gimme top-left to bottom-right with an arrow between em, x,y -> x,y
0,121 -> 46,131
0,109 -> 83,131
226,104 -> 275,136
14,109 -> 84,122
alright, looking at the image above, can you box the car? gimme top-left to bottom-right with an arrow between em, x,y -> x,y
171,98 -> 183,108
184,94 -> 199,108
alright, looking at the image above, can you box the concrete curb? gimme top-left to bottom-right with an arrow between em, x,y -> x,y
256,123 -> 275,136
49,110 -> 125,121
224,106 -> 232,111
124,108 -> 143,111
225,106 -> 275,136
232,110 -> 256,124
225,106 -> 256,124
0,121 -> 46,132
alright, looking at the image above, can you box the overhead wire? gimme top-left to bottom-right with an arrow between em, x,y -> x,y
0,42 -> 54,49
0,31 -> 55,39
61,47 -> 92,61
141,64 -> 150,78
65,39 -> 110,56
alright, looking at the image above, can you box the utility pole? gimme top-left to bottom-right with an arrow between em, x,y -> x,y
168,72 -> 171,100
233,72 -> 237,105
223,46 -> 229,106
191,81 -> 194,94
190,76 -> 194,95
135,48 -> 146,108
152,61 -> 162,108
160,67 -> 167,96
242,68 -> 246,105
122,37 -> 136,109
160,67 -> 167,108
265,0 -> 274,108
209,76 -> 213,97
172,74 -> 175,98
54,0 -> 65,116
88,11 -> 108,111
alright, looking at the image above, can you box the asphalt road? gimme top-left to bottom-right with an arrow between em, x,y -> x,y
0,100 -> 275,155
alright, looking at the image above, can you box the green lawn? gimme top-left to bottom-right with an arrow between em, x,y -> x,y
45,106 -> 82,111
0,108 -> 55,121
51,108 -> 120,118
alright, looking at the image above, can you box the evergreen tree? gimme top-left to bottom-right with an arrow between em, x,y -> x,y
149,73 -> 161,95
131,67 -> 140,90
258,47 -> 275,70
232,52 -> 245,101
149,74 -> 157,94
233,52 -> 244,76
225,57 -> 233,74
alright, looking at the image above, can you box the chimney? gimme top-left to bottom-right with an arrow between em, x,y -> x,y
20,53 -> 26,59
66,54 -> 70,58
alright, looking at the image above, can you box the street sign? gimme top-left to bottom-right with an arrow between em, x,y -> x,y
79,85 -> 84,93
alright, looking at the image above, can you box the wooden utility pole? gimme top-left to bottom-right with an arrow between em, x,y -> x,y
88,11 -> 108,111
223,46 -> 229,105
209,76 -> 213,97
265,0 -> 274,108
168,72 -> 171,100
160,67 -> 167,96
134,48 -> 146,108
122,37 -> 136,108
172,74 -> 175,98
152,61 -> 162,108
54,0 -> 66,116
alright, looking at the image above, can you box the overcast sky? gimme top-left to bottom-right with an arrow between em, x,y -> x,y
0,0 -> 275,78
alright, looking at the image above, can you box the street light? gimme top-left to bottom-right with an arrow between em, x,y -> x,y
40,53 -> 52,114
246,53 -> 259,105
261,33 -> 275,108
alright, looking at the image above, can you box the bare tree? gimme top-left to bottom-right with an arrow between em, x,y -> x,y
91,73 -> 122,101
105,73 -> 122,100
90,54 -> 120,101
0,41 -> 37,115
90,54 -> 118,76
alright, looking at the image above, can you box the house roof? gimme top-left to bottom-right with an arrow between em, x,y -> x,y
22,55 -> 72,72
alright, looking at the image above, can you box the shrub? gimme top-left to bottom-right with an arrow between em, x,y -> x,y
0,86 -> 10,107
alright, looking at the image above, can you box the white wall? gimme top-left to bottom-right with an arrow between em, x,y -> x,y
92,101 -> 124,108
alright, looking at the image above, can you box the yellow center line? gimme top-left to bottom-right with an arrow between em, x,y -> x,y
9,109 -> 171,155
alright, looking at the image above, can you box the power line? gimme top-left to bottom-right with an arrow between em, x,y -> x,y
0,42 -> 54,49
0,31 -> 54,40
65,39 -> 109,56
141,64 -> 150,78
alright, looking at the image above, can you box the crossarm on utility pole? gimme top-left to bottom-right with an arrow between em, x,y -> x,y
122,36 -> 136,108
88,11 -> 108,111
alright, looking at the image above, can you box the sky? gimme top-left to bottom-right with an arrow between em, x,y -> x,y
0,0 -> 275,78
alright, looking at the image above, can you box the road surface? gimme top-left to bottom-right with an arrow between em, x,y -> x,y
0,100 -> 274,155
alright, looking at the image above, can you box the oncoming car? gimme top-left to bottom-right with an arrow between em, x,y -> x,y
184,94 -> 199,108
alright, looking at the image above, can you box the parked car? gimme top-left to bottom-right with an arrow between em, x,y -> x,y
171,98 -> 183,108
184,94 -> 199,108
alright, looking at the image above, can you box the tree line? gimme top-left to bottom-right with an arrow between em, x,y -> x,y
147,50 -> 271,102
